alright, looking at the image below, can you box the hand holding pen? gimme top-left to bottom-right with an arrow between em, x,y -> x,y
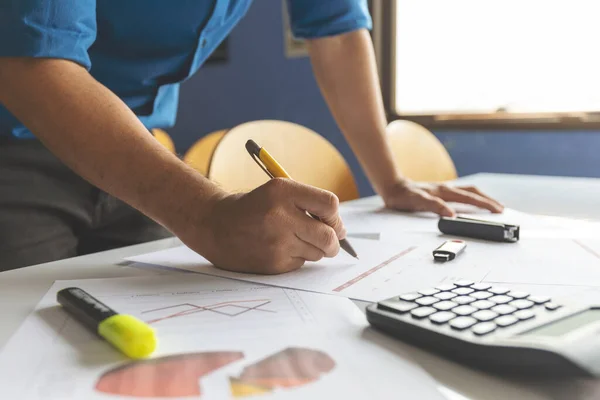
193,178 -> 349,275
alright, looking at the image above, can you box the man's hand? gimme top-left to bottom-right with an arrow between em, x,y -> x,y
381,181 -> 504,217
183,179 -> 346,275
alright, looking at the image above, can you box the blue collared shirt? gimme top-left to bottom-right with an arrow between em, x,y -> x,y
0,0 -> 371,139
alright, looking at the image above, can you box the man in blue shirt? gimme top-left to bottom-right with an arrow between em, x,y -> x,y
0,1 -> 502,272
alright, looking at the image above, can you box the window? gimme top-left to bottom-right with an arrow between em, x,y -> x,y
373,0 -> 600,128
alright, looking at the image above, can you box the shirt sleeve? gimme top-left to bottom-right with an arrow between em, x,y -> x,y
0,0 -> 97,70
285,0 -> 372,39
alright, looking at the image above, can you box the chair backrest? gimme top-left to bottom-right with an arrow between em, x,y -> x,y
152,128 -> 176,153
386,120 -> 458,182
183,129 -> 228,176
207,120 -> 359,202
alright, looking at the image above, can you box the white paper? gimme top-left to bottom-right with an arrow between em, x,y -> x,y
341,205 -> 600,240
127,206 -> 600,303
128,235 -> 491,302
0,275 -> 444,400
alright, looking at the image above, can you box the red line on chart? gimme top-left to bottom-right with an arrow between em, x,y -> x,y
573,239 -> 600,260
332,246 -> 418,292
142,299 -> 276,324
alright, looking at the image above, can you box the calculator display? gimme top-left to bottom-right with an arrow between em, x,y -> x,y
521,309 -> 600,337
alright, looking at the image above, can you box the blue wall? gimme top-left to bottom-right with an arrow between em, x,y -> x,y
170,0 -> 600,197
435,130 -> 600,180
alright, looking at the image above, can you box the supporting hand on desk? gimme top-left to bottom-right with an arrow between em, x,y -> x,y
187,179 -> 346,275
381,181 -> 504,217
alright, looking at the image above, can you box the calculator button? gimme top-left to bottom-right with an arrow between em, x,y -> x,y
453,305 -> 477,316
471,283 -> 492,291
472,322 -> 497,336
545,303 -> 562,311
411,307 -> 437,319
379,300 -> 419,314
489,295 -> 512,304
471,300 -> 495,310
529,296 -> 550,305
452,287 -> 475,296
418,288 -> 440,296
429,311 -> 456,324
471,291 -> 493,300
399,293 -> 422,302
435,283 -> 457,291
507,291 -> 529,299
453,296 -> 476,305
495,315 -> 519,327
492,304 -> 517,315
489,287 -> 510,295
434,301 -> 458,311
434,291 -> 457,301
454,280 -> 474,287
450,316 -> 477,330
509,299 -> 534,310
415,296 -> 439,306
473,310 -> 499,322
514,309 -> 536,321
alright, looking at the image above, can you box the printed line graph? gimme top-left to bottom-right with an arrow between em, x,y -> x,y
142,299 -> 276,324
332,246 -> 418,292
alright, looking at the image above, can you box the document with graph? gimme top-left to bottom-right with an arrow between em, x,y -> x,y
0,275 -> 444,399
127,235 -> 490,302
128,235 -> 600,305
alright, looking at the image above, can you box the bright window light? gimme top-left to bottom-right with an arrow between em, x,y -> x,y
394,0 -> 600,116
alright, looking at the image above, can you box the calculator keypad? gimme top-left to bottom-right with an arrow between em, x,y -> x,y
380,282 -> 563,336
472,322 -> 496,336
471,300 -> 495,310
514,309 -> 535,320
416,296 -> 439,306
489,295 -> 512,304
411,307 -> 437,318
434,301 -> 458,311
471,291 -> 493,300
453,296 -> 476,305
453,287 -> 475,296
434,291 -> 457,301
429,311 -> 456,324
495,315 -> 519,327
491,304 -> 517,315
418,288 -> 440,296
453,305 -> 477,316
509,299 -> 534,310
450,316 -> 477,330
473,310 -> 498,322
400,293 -> 422,301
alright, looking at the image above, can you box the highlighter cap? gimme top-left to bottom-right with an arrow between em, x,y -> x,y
98,314 -> 157,359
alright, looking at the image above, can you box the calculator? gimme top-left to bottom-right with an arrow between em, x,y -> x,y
366,280 -> 600,377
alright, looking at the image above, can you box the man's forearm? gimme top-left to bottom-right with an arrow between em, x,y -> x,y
307,29 -> 403,195
0,58 -> 225,241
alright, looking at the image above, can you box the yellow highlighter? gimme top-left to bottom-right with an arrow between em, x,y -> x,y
245,139 -> 358,259
57,287 -> 156,359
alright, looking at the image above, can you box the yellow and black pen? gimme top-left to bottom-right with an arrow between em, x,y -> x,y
245,139 -> 358,259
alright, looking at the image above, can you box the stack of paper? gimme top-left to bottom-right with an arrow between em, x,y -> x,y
0,275 -> 445,399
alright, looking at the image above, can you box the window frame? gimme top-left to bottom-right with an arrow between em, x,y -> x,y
369,0 -> 600,130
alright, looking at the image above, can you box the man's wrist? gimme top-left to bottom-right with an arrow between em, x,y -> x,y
147,165 -> 228,244
376,177 -> 411,199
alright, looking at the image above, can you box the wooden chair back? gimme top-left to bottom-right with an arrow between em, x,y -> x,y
386,120 -> 458,182
152,128 -> 176,153
207,120 -> 359,202
183,129 -> 228,176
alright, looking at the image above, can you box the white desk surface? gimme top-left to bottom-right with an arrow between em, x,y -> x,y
2,172 -> 600,400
